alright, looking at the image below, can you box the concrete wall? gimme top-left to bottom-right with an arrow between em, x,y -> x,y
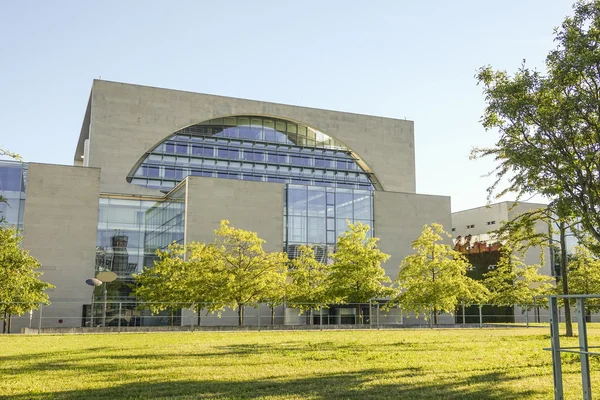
77,80 -> 415,196
508,202 -> 552,276
451,201 -> 552,276
451,202 -> 511,238
184,177 -> 284,253
16,164 -> 101,331
374,191 -> 452,279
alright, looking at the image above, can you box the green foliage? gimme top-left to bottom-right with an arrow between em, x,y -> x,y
483,245 -> 553,308
473,0 -> 600,251
327,221 -> 393,304
563,245 -> 600,312
286,245 -> 333,312
0,226 -> 53,330
214,220 -> 288,325
395,224 -> 488,322
133,242 -> 227,315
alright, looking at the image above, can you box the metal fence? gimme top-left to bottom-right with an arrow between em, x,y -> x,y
544,294 -> 600,400
1,300 -> 585,334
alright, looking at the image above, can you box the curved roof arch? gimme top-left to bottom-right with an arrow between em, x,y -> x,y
126,115 -> 383,191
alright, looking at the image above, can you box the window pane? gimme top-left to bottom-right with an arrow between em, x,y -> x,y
307,190 -> 326,217
335,191 -> 353,218
308,217 -> 326,243
288,187 -> 307,216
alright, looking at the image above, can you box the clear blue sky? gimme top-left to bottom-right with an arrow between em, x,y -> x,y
0,1 -> 574,212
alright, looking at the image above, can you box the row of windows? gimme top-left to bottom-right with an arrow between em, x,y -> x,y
154,142 -> 361,171
173,115 -> 345,149
136,164 -> 371,184
161,136 -> 351,158
131,175 -> 373,191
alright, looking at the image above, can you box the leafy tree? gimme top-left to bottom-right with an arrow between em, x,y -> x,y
133,243 -> 189,325
484,245 -> 554,311
327,221 -> 393,324
133,242 -> 227,326
492,203 -> 576,335
287,245 -> 333,325
563,245 -> 600,316
395,224 -> 488,324
0,226 -> 53,333
473,0 -> 600,251
214,220 -> 288,326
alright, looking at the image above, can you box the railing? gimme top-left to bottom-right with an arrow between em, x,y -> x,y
0,300 -> 577,334
542,294 -> 600,400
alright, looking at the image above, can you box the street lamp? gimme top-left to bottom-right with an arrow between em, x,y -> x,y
96,271 -> 118,326
85,278 -> 102,327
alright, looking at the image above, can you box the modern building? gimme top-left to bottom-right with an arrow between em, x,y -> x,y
2,80 -> 451,331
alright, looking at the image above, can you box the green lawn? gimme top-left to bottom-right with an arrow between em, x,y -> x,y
1,327 -> 598,399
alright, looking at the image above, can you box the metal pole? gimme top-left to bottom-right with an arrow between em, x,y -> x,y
462,301 -> 466,325
478,305 -> 483,328
38,303 -> 43,333
576,297 -> 591,400
319,308 -> 323,330
102,283 -> 107,327
118,302 -> 122,332
533,297 -> 538,323
549,296 -> 564,400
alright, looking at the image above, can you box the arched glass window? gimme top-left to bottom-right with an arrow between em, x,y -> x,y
127,116 -> 378,191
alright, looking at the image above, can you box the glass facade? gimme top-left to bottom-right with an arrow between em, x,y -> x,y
96,197 -> 157,281
285,185 -> 374,262
0,160 -> 27,229
143,185 -> 186,268
128,116 -> 376,191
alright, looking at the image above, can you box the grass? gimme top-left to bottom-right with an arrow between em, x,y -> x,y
1,327 -> 599,399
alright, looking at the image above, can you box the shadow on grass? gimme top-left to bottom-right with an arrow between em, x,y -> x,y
4,368 -> 542,400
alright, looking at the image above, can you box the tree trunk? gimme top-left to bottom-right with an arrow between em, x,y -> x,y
559,221 -> 573,337
197,305 -> 202,327
433,307 -> 438,325
7,314 -> 11,334
308,308 -> 313,326
2,311 -> 6,334
356,306 -> 361,325
238,304 -> 244,326
170,310 -> 174,327
271,306 -> 275,326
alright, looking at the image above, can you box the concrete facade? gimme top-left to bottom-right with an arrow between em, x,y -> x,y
16,164 -> 100,331
1,80 -> 459,330
451,201 -> 552,276
184,177 -> 284,252
75,80 -> 416,196
374,191 -> 452,278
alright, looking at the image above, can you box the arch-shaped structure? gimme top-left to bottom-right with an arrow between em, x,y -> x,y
126,115 -> 382,191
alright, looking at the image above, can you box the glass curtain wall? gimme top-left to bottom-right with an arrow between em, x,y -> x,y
143,185 -> 186,268
285,185 -> 374,263
0,160 -> 27,229
129,116 -> 376,191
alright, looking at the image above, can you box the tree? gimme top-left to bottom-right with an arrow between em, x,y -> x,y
563,245 -> 600,317
0,226 -> 53,333
395,224 -> 488,324
484,245 -> 554,312
473,1 -> 600,251
287,245 -> 333,325
492,203 -> 576,335
214,220 -> 288,326
327,221 -> 393,324
134,242 -> 228,326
